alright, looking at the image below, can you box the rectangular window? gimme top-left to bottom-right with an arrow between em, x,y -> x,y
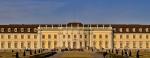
27,42 -> 31,48
99,41 -> 102,48
1,42 -> 4,48
146,41 -> 149,48
54,35 -> 57,39
42,35 -> 45,39
126,35 -> 129,39
34,42 -> 37,48
68,35 -> 70,39
1,35 -> 4,39
133,41 -> 136,48
139,41 -> 143,48
48,35 -> 51,39
63,35 -> 65,39
28,35 -> 30,39
14,35 -> 17,39
85,35 -> 87,38
105,41 -> 108,48
42,41 -> 45,48
54,41 -> 57,48
74,35 -> 77,38
21,35 -> 24,39
93,35 -> 96,39
126,41 -> 129,48
8,42 -> 11,48
139,35 -> 142,39
120,35 -> 122,39
133,35 -> 135,39
63,41 -> 65,48
80,35 -> 82,38
21,42 -> 24,48
14,42 -> 18,48
48,41 -> 51,48
99,35 -> 102,39
120,41 -> 123,48
146,35 -> 149,39
105,35 -> 108,39
34,35 -> 37,39
8,35 -> 11,39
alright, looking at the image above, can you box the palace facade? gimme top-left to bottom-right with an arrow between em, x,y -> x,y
0,22 -> 150,50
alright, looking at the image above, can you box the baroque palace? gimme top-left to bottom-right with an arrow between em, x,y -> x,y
0,22 -> 150,50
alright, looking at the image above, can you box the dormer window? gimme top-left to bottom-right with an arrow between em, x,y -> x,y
133,28 -> 136,32
113,28 -> 116,31
8,28 -> 11,32
27,28 -> 30,32
139,28 -> 142,32
14,28 -> 17,32
120,28 -> 122,32
146,28 -> 149,32
1,28 -> 4,32
34,28 -> 37,32
21,28 -> 24,32
126,28 -> 129,32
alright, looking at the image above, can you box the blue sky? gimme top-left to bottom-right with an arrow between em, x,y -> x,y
0,0 -> 150,24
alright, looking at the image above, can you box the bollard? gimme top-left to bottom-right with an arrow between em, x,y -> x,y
16,52 -> 19,58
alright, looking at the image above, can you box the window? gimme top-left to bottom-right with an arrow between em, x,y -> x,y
146,41 -> 149,48
120,41 -> 123,48
42,35 -> 45,39
133,41 -> 136,48
126,41 -> 129,48
85,35 -> 87,38
74,35 -> 77,38
34,41 -> 37,48
8,42 -> 11,48
139,35 -> 142,39
1,42 -> 4,48
14,42 -> 18,48
120,28 -> 122,32
54,35 -> 57,39
48,35 -> 51,39
139,41 -> 143,48
93,41 -> 96,47
34,28 -> 37,32
63,35 -> 65,39
133,28 -> 136,32
21,28 -> 24,32
27,41 -> 31,48
21,35 -> 24,39
146,28 -> 149,32
93,35 -> 96,39
8,28 -> 11,32
146,35 -> 149,39
48,41 -> 51,48
133,35 -> 135,39
21,42 -> 24,48
1,28 -> 4,32
105,41 -> 108,48
126,35 -> 129,39
8,35 -> 11,39
1,35 -> 4,39
99,34 -> 102,39
80,35 -> 82,38
120,35 -> 122,39
34,35 -> 37,39
126,28 -> 129,32
105,35 -> 108,39
54,41 -> 57,48
28,35 -> 30,39
68,35 -> 70,39
27,28 -> 30,32
14,35 -> 17,39
14,28 -> 17,32
63,41 -> 65,48
99,41 -> 102,48
68,42 -> 71,48
139,28 -> 142,32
